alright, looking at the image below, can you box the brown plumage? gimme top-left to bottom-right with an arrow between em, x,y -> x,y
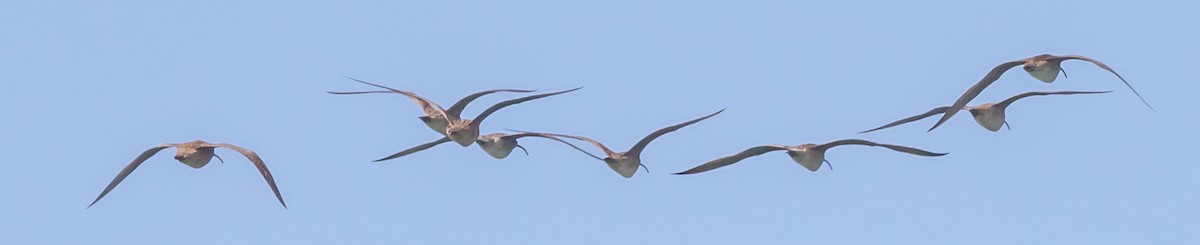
88,140 -> 286,208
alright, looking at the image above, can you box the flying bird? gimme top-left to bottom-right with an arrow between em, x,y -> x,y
371,132 -> 603,161
329,77 -> 534,134
861,91 -> 1111,133
519,109 -> 725,178
337,78 -> 581,147
675,139 -> 946,175
88,140 -> 286,208
928,54 -> 1150,131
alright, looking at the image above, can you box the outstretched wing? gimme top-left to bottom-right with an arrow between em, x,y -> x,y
815,139 -> 947,157
209,143 -> 288,208
446,89 -> 536,118
88,144 -> 174,208
468,87 -> 582,128
504,133 -> 604,160
996,90 -> 1112,108
374,137 -> 453,162
627,109 -> 724,156
1051,55 -> 1152,109
509,129 -> 615,157
860,106 -> 951,133
333,77 -> 453,120
674,145 -> 788,175
928,59 -> 1027,131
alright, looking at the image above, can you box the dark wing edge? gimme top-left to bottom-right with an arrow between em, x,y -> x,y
1054,55 -> 1152,110
674,145 -> 788,175
627,109 -> 725,156
506,133 -> 604,160
446,89 -> 536,118
374,137 -> 453,162
928,60 -> 1026,131
860,106 -> 951,133
212,143 -> 288,209
468,87 -> 582,128
996,90 -> 1113,108
816,139 -> 947,157
88,144 -> 174,208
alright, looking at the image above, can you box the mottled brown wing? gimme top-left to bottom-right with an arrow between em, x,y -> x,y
928,60 -> 1027,131
815,139 -> 947,157
996,90 -> 1112,108
88,144 -> 175,208
468,87 -> 582,128
209,143 -> 288,208
627,109 -> 724,157
860,106 -> 952,133
674,145 -> 789,175
374,137 -> 453,162
446,89 -> 536,118
1050,55 -> 1152,109
505,133 -> 604,160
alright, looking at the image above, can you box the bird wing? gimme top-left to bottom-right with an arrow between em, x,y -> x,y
446,89 -> 536,118
374,137 -> 453,162
928,59 -> 1027,131
468,87 -> 582,128
504,133 -> 605,160
815,139 -> 947,156
88,144 -> 174,208
996,90 -> 1112,108
860,106 -> 951,133
1050,55 -> 1152,109
674,145 -> 789,175
508,129 -> 616,157
627,109 -> 724,156
208,143 -> 288,208
335,77 -> 453,120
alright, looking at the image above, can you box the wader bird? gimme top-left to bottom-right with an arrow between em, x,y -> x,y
520,109 -> 724,178
336,78 -> 581,147
675,139 -> 946,175
88,140 -> 286,208
329,77 -> 533,134
861,91 -> 1111,133
929,54 -> 1150,131
372,132 -> 603,161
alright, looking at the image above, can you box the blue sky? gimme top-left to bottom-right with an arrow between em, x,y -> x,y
2,1 -> 1197,244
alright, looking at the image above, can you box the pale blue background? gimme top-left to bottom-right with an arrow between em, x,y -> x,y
2,1 -> 1197,244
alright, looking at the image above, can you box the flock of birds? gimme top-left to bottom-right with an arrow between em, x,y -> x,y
87,53 -> 1151,209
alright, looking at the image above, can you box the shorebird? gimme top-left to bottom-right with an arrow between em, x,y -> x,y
929,54 -> 1150,131
372,132 -> 603,161
329,77 -> 533,134
519,109 -> 725,178
336,78 -> 581,147
674,139 -> 946,175
88,140 -> 286,208
861,90 -> 1111,133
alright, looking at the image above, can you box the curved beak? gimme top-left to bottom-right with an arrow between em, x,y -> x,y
515,144 -> 529,156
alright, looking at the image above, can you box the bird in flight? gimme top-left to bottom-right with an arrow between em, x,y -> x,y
329,77 -> 534,134
371,132 -> 603,161
675,139 -> 946,175
861,91 -> 1111,133
929,54 -> 1150,132
88,140 -> 286,208
518,109 -> 724,178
